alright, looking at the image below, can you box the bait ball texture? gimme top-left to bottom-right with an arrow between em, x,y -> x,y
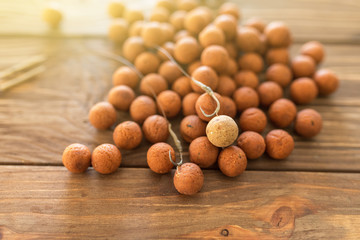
189,136 -> 219,168
218,146 -> 247,177
130,95 -> 157,124
89,102 -> 117,130
112,66 -> 139,89
295,108 -> 323,138
239,107 -> 267,133
290,77 -> 318,105
257,81 -> 283,107
237,131 -> 266,160
265,129 -> 294,159
174,162 -> 204,195
147,142 -> 174,174
157,90 -> 182,118
180,115 -> 207,143
113,121 -> 143,150
268,98 -> 297,128
313,69 -> 339,96
142,115 -> 169,143
206,115 -> 239,147
62,143 -> 91,173
91,144 -> 122,174
108,85 -> 135,111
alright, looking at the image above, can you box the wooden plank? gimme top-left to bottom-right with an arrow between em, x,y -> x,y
0,0 -> 359,43
0,38 -> 359,172
0,166 -> 359,239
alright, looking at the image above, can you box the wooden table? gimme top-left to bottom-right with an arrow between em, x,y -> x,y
0,0 -> 359,239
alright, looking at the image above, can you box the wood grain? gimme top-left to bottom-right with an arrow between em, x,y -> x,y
0,166 -> 359,239
0,0 -> 359,43
0,38 -> 359,172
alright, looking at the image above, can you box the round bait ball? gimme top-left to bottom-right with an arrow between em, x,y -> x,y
112,66 -> 140,89
214,14 -> 237,41
237,131 -> 265,159
108,1 -> 125,18
236,27 -> 262,53
172,76 -> 192,98
135,52 -> 161,75
142,115 -> 169,143
265,129 -> 294,159
268,98 -> 297,128
170,10 -> 187,31
264,21 -> 292,48
108,19 -> 128,43
295,108 -> 323,138
108,85 -> 135,111
62,143 -> 91,173
141,22 -> 164,47
300,41 -> 325,64
195,92 -> 222,122
42,6 -> 63,28
233,87 -> 259,112
290,77 -> 318,105
130,95 -> 157,124
215,75 -> 236,97
113,121 -> 143,150
206,115 -> 239,147
218,146 -> 247,177
189,136 -> 219,168
244,17 -> 266,33
89,102 -> 117,130
91,144 -> 122,174
238,53 -> 264,73
291,55 -> 316,78
234,70 -> 259,89
191,66 -> 219,93
157,90 -> 182,118
201,45 -> 229,74
124,9 -> 144,24
266,63 -> 293,88
158,60 -> 183,85
182,92 -> 200,116
174,162 -> 204,195
147,142 -> 174,174
199,25 -> 225,48
140,73 -> 168,96
174,36 -> 200,64
219,2 -> 240,19
122,36 -> 146,63
239,107 -> 267,133
220,96 -> 237,119
180,115 -> 207,143
257,81 -> 283,107
266,48 -> 290,65
313,69 -> 339,96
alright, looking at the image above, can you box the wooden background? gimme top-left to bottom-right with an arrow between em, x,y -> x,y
0,0 -> 359,239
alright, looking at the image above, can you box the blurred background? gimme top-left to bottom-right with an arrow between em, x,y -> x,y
0,0 -> 359,43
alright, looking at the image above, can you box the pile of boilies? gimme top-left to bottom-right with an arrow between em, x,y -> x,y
62,0 -> 339,195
